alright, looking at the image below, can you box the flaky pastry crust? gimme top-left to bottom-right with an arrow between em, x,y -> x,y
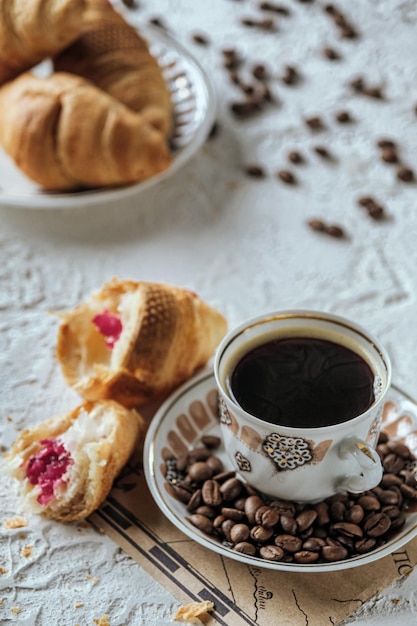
55,278 -> 228,407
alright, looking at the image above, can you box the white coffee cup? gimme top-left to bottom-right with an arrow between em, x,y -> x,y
214,310 -> 392,502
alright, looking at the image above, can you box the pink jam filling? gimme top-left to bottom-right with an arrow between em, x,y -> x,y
92,309 -> 123,349
26,439 -> 73,506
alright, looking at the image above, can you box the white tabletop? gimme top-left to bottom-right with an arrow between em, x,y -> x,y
1,0 -> 417,624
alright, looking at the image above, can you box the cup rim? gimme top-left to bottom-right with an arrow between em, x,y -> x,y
213,309 -> 392,432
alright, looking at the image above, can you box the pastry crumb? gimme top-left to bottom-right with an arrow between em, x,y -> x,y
74,601 -> 83,608
173,600 -> 214,623
0,567 -> 9,575
21,545 -> 32,558
93,615 -> 110,626
4,516 -> 27,529
11,607 -> 20,615
92,577 -> 100,584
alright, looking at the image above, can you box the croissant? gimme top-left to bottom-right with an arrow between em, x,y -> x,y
3,400 -> 143,522
54,0 -> 172,136
56,278 -> 228,408
0,72 -> 172,190
0,0 -> 89,86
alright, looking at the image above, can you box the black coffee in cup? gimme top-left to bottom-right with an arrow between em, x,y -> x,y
228,336 -> 375,428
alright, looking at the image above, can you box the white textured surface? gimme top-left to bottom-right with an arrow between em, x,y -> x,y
1,0 -> 417,623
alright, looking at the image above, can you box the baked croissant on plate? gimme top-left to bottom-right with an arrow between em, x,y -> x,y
56,278 -> 228,408
0,72 -> 172,190
3,400 -> 143,522
0,0 -> 89,86
54,0 -> 172,136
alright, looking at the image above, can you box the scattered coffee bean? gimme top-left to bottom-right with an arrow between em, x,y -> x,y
364,86 -> 384,99
241,16 -> 276,30
357,196 -> 385,220
165,430 -> 417,564
324,5 -> 358,39
192,32 -> 210,46
148,16 -> 168,30
305,116 -> 324,130
397,166 -> 414,182
245,165 -> 266,178
335,111 -> 352,123
252,64 -> 268,80
230,100 -> 261,118
313,145 -> 332,159
277,169 -> 297,184
349,76 -> 365,92
307,219 -> 326,232
121,0 -> 137,7
288,150 -> 305,164
381,146 -> 398,163
323,46 -> 341,60
258,1 -> 290,15
308,220 -> 346,238
281,65 -> 300,85
201,435 -> 221,449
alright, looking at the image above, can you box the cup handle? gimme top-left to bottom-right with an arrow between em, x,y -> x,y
336,435 -> 383,494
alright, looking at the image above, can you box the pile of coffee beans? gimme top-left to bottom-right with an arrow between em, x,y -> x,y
164,431 -> 417,564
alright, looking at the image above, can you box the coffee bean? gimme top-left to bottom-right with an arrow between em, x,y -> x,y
387,440 -> 413,458
364,512 -> 391,537
192,32 -> 210,46
307,219 -> 326,232
206,456 -> 224,474
294,550 -> 320,563
281,65 -> 300,85
288,150 -> 305,164
381,146 -> 398,163
250,525 -> 274,543
186,489 -> 203,512
201,435 -> 221,449
275,534 -> 303,553
245,164 -> 266,178
325,225 -> 346,239
277,169 -> 297,184
302,537 -> 326,552
335,111 -> 352,123
296,509 -> 317,532
260,545 -> 285,561
323,46 -> 341,60
234,541 -> 257,555
258,1 -> 290,15
321,544 -> 348,561
244,495 -> 265,524
220,477 -> 244,501
355,537 -> 377,553
230,523 -> 251,543
313,145 -> 332,159
357,495 -> 381,511
221,507 -> 246,522
202,479 -> 223,506
187,513 -> 213,535
332,522 -> 363,539
253,64 -> 268,80
305,116 -> 324,130
188,461 -> 213,483
188,447 -> 212,463
383,453 -> 405,474
255,506 -> 280,528
221,518 -> 236,542
230,101 -> 261,118
280,514 -> 298,535
345,504 -> 364,524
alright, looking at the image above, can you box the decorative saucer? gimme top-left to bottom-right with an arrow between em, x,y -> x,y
144,369 -> 417,572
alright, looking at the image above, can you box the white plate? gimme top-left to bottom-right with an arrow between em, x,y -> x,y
0,23 -> 215,209
144,369 -> 417,572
